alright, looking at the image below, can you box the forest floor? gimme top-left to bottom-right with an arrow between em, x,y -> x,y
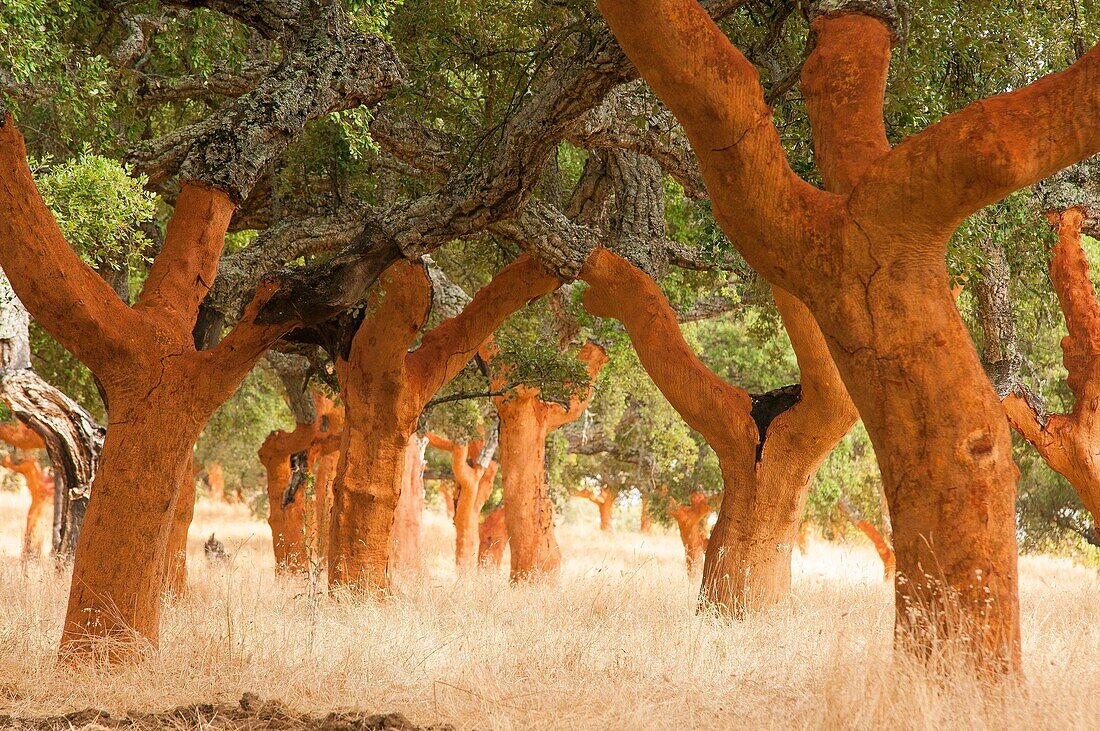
0,493 -> 1097,730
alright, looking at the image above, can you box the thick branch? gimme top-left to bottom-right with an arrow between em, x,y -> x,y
1047,208 -> 1100,409
580,248 -> 755,455
860,43 -> 1100,233
134,183 -> 236,332
0,120 -> 139,374
801,14 -> 892,194
596,0 -> 828,281
409,256 -> 561,403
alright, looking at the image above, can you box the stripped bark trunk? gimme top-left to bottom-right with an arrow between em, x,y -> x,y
391,434 -> 427,573
581,249 -> 855,613
667,491 -> 712,574
163,458 -> 196,598
488,342 -> 608,582
478,503 -> 509,569
594,2 -> 1096,668
426,430 -> 499,571
327,257 -> 559,596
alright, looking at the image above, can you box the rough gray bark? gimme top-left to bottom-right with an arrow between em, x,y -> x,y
804,0 -> 906,36
130,0 -> 406,201
1034,154 -> 1100,234
253,0 -> 749,324
0,275 -> 103,563
973,238 -> 1025,399
267,351 -> 317,425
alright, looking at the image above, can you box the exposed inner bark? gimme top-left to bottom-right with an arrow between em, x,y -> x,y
327,257 -> 559,596
0,120 -> 300,660
486,342 -> 608,582
593,0 -> 1100,668
390,435 -> 427,574
995,207 -> 1100,525
580,249 -> 855,614
426,430 -> 500,571
573,485 -> 619,532
667,491 -> 714,573
478,503 -> 509,569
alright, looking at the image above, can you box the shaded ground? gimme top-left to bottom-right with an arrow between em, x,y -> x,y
1,694 -> 453,730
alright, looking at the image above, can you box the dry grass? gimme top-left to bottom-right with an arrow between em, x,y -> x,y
0,490 -> 1098,729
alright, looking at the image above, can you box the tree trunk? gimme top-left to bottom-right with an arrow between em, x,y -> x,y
3,457 -> 54,560
327,257 -> 559,595
496,394 -> 561,581
489,342 -> 607,582
163,459 -> 196,598
669,492 -> 712,574
479,503 -> 508,569
598,490 -> 615,531
206,461 -> 227,503
581,251 -> 855,613
260,423 -> 316,574
821,277 -> 1020,665
639,492 -> 652,534
60,410 -> 203,659
592,0 -> 1091,670
391,435 -> 426,574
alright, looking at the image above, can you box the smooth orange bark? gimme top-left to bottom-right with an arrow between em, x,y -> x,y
573,486 -> 618,532
391,435 -> 427,573
667,491 -> 713,574
328,257 -> 559,596
2,455 -> 53,560
205,461 -> 227,503
1,120 -> 298,658
478,503 -> 508,569
1003,208 -> 1100,525
592,2 -> 1095,668
488,342 -> 608,582
426,432 -> 499,571
163,459 -> 196,598
581,249 -> 855,613
260,416 -> 319,573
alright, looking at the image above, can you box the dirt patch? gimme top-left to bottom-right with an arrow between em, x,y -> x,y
0,693 -> 455,730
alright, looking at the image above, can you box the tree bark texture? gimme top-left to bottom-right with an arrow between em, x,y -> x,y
581,249 -> 856,614
593,1 -> 1100,668
327,257 -> 559,596
488,342 -> 608,582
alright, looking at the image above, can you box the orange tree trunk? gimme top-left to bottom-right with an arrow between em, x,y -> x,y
478,503 -> 509,568
573,487 -> 618,532
838,498 -> 896,580
639,492 -> 652,534
668,492 -> 713,574
3,456 -> 53,560
593,3 -> 1100,669
206,461 -> 227,503
163,459 -> 196,598
0,135 -> 299,657
390,435 -> 427,574
489,342 -> 608,582
260,418 -> 318,573
582,250 -> 855,613
427,432 -> 500,571
328,257 -> 559,596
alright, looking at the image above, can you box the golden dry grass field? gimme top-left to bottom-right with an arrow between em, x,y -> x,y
0,491 -> 1098,729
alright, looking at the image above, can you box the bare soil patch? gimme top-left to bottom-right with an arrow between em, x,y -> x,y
1,693 -> 453,730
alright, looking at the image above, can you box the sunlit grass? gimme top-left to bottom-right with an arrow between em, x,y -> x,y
0,491 -> 1097,729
